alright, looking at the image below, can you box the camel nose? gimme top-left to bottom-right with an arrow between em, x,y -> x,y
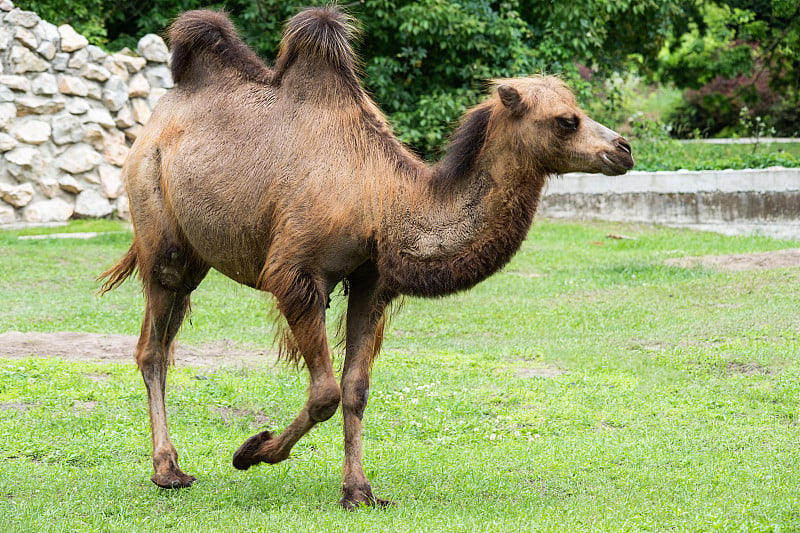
614,137 -> 632,156
613,137 -> 634,169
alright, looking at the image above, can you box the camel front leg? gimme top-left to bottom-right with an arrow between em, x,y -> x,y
233,275 -> 340,468
339,265 -> 395,510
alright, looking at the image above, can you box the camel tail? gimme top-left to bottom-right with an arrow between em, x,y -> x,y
274,6 -> 360,85
97,245 -> 138,295
168,10 -> 270,86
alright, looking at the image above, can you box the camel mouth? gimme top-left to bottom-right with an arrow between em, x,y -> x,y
600,151 -> 634,176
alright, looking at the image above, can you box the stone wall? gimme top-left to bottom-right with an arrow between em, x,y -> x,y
0,0 -> 172,224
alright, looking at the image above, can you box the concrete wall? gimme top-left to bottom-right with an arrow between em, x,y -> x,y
0,0 -> 171,224
541,167 -> 800,239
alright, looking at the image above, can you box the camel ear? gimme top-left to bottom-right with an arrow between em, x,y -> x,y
497,85 -> 526,116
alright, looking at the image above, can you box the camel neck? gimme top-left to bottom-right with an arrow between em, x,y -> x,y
376,152 -> 546,297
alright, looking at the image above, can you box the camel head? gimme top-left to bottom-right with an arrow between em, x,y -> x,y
494,77 -> 634,176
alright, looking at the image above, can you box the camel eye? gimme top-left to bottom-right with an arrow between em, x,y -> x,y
556,116 -> 579,133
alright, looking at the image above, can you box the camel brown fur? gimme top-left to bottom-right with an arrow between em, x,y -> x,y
99,6 -> 633,509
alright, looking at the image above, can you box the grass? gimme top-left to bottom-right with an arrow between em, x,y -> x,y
1,219 -> 800,531
633,139 -> 800,172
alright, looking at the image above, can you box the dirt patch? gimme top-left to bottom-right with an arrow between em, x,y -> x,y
664,249 -> 800,271
514,364 -> 565,379
211,406 -> 271,428
724,361 -> 773,376
0,331 -> 276,369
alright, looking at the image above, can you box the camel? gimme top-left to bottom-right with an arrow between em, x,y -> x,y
100,6 -> 633,509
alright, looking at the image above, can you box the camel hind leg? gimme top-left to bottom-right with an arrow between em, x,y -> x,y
134,239 -> 209,488
126,143 -> 211,487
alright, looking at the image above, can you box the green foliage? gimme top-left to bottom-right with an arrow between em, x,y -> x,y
17,0 -> 108,44
661,0 -> 800,138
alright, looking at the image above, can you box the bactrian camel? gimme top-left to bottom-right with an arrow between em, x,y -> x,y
100,6 -> 634,509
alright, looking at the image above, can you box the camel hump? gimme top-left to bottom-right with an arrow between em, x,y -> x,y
168,10 -> 270,86
274,6 -> 360,85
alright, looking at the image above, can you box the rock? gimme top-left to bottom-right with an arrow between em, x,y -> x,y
58,175 -> 84,193
31,73 -> 58,95
74,189 -> 112,218
124,124 -> 142,142
81,63 -> 110,82
102,55 -> 129,81
23,197 -> 74,223
58,24 -> 88,52
131,98 -> 151,125
14,27 -> 37,49
51,114 -> 85,144
102,76 -> 128,111
137,34 -> 169,62
0,28 -> 10,50
10,118 -> 51,144
4,145 -> 38,167
5,8 -> 40,28
83,124 -> 104,150
65,98 -> 89,115
0,132 -> 18,151
16,95 -> 64,116
33,20 -> 60,46
52,52 -> 68,71
99,164 -> 123,198
0,182 -> 34,207
110,52 -> 146,73
145,64 -> 173,89
36,40 -> 57,60
81,170 -> 100,185
67,47 -> 88,69
0,102 -> 16,128
86,45 -> 106,62
102,130 -> 129,166
114,104 -> 134,128
127,73 -> 150,98
39,177 -> 59,198
0,203 -> 16,224
84,107 -> 115,128
115,195 -> 130,220
0,74 -> 29,91
0,85 -> 13,102
85,81 -> 102,100
58,74 -> 89,96
55,144 -> 103,174
0,0 -> 15,12
0,74 -> 28,91
9,45 -> 48,73
5,145 -> 44,180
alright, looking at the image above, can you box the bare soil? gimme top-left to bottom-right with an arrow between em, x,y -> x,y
664,248 -> 800,271
0,331 -> 276,368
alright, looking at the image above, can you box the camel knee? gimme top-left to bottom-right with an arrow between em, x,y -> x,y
308,381 -> 341,422
342,380 -> 369,420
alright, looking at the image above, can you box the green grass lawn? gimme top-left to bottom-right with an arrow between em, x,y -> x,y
1,219 -> 799,531
634,140 -> 800,172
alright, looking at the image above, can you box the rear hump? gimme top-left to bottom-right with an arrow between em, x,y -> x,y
273,6 -> 360,89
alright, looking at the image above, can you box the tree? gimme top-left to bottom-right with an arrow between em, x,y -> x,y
660,0 -> 800,136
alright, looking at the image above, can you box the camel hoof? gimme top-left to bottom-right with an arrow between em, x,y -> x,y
151,470 -> 196,489
339,487 -> 395,511
232,430 -> 273,470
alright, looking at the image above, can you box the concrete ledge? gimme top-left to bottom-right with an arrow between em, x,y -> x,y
541,167 -> 800,239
